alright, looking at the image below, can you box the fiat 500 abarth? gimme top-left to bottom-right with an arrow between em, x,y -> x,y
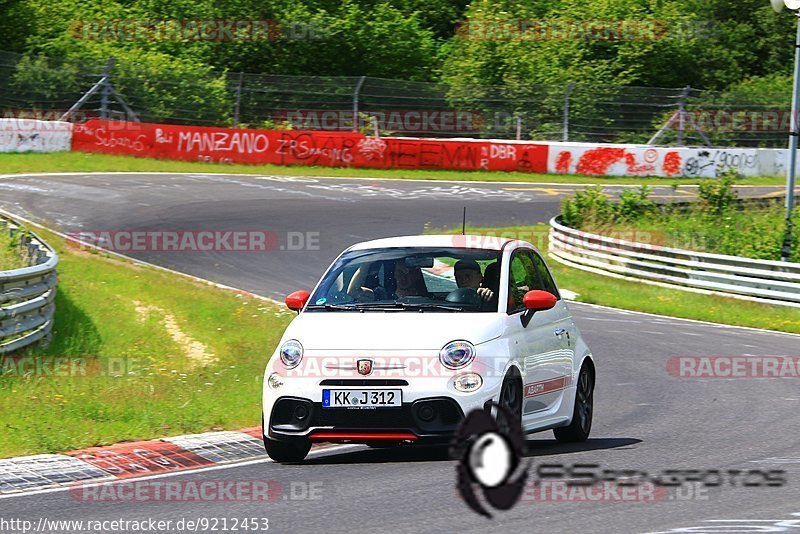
262,235 -> 595,462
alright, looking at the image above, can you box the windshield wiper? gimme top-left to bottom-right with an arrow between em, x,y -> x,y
399,303 -> 466,312
305,303 -> 361,311
351,301 -> 465,312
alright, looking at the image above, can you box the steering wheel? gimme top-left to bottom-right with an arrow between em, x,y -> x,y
445,288 -> 483,307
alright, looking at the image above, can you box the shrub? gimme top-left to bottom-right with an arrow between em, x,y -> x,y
616,186 -> 657,223
697,170 -> 738,216
561,186 -> 613,228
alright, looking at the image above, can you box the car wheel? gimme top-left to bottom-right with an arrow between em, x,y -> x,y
496,373 -> 522,436
554,363 -> 594,443
264,437 -> 311,463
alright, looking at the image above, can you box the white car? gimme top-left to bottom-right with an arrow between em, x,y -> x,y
262,235 -> 595,462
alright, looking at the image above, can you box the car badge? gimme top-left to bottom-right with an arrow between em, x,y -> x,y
357,359 -> 373,376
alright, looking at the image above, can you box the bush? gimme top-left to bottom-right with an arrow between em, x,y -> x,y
697,170 -> 738,216
616,186 -> 657,223
561,185 -> 656,228
561,187 -> 613,228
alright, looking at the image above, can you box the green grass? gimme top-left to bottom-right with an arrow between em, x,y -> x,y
0,224 -> 27,271
580,206 -> 800,263
0,151 -> 787,186
0,228 -> 293,458
437,224 -> 800,335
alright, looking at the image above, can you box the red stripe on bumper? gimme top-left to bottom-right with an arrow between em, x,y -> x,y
309,432 -> 418,442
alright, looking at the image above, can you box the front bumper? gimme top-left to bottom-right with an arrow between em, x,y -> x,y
267,396 -> 465,444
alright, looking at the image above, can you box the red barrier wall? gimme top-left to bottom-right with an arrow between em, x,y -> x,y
71,120 -> 549,173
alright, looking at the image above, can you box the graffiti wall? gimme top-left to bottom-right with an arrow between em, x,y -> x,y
546,142 -> 768,178
68,120 -> 788,178
71,120 -> 549,173
0,119 -> 72,153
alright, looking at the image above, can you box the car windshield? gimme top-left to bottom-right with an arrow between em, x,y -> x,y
307,247 -> 503,313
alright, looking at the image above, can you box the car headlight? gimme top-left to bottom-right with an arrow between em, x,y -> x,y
453,373 -> 483,392
279,340 -> 303,369
439,340 -> 476,369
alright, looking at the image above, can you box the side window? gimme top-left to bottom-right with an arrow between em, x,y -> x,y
507,250 -> 542,313
507,250 -> 559,313
531,252 -> 560,298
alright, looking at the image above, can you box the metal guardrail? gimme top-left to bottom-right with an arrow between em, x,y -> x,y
0,216 -> 58,354
548,216 -> 800,308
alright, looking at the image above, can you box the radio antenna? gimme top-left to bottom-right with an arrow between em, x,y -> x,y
462,206 -> 466,235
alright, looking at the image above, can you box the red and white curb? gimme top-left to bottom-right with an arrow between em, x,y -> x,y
0,427 -> 323,496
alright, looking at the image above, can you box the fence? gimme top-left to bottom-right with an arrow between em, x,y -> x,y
548,217 -> 800,308
0,50 -> 791,147
0,215 -> 58,354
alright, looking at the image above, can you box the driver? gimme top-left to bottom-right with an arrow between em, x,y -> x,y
454,260 -> 494,302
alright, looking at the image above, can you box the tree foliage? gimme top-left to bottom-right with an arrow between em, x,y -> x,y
0,0 -> 796,119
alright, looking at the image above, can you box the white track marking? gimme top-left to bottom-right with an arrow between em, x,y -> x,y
0,444 -> 361,501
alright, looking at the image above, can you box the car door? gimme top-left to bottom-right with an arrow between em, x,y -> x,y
503,249 -> 572,421
530,251 -> 576,407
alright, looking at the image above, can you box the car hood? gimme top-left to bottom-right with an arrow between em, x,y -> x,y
283,312 -> 503,351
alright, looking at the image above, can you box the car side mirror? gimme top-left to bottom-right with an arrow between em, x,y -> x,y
286,290 -> 310,312
523,290 -> 557,312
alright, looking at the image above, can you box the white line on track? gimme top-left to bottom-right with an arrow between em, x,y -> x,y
0,444 -> 361,501
0,171 -> 789,189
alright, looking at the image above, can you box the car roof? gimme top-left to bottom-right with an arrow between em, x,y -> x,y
347,234 -> 532,252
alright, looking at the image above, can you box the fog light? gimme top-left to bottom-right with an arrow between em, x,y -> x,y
418,405 -> 436,422
294,404 -> 309,420
454,373 -> 483,393
268,373 -> 284,389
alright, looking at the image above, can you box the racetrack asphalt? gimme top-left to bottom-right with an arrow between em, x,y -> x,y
0,172 -> 798,533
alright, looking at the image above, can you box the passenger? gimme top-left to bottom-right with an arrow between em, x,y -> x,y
454,259 -> 494,303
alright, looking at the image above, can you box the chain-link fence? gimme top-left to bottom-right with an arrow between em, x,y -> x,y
0,50 -> 791,147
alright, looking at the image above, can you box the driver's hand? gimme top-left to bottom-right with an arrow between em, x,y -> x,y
476,287 -> 494,302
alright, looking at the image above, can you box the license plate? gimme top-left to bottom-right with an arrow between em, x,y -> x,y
322,389 -> 402,408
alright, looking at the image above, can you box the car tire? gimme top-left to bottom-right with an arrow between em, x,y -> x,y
496,372 -> 522,436
264,437 -> 311,463
554,363 -> 594,443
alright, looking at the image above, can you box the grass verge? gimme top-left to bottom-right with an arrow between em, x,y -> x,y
0,224 -> 27,271
0,227 -> 293,458
439,224 -> 800,335
0,151 -> 787,186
